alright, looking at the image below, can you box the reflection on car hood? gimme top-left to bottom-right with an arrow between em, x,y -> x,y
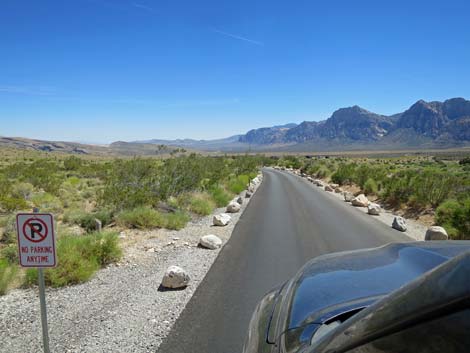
286,241 -> 470,330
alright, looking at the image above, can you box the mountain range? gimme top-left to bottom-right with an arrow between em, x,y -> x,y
130,97 -> 470,152
2,97 -> 470,154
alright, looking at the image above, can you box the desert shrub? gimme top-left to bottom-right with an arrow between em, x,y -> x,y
11,182 -> 34,200
0,196 -> 28,212
436,199 -> 470,240
163,211 -> 190,230
67,176 -> 81,186
331,164 -> 356,185
209,186 -> 232,207
227,175 -> 249,194
381,171 -> 415,207
87,232 -> 122,266
0,216 -> 17,244
116,207 -> 162,229
81,188 -> 95,199
5,160 -> 62,194
189,194 -> 215,215
62,209 -> 87,224
363,178 -> 378,195
410,170 -> 455,208
79,210 -> 113,232
458,157 -> 470,165
24,232 -> 121,287
0,258 -> 18,295
31,192 -> 62,213
177,192 -> 215,216
305,163 -> 321,176
63,156 -> 83,171
116,207 -> 189,230
0,245 -> 18,264
315,166 -> 331,179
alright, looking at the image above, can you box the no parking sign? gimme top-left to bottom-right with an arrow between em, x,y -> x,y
16,213 -> 57,268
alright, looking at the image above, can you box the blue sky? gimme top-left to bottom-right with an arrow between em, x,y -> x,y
1,0 -> 469,143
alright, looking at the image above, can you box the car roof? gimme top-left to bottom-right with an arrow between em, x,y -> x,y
287,241 -> 470,329
307,249 -> 470,353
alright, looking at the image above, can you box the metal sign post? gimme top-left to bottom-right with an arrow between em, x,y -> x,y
16,208 -> 56,353
38,266 -> 51,353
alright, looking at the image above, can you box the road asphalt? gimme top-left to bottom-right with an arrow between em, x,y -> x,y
157,168 -> 411,353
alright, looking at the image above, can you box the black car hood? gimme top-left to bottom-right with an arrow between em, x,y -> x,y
286,241 -> 470,330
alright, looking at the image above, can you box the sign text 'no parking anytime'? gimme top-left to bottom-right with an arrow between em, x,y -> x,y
16,213 -> 57,268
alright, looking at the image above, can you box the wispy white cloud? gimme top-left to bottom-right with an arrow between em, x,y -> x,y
132,2 -> 157,13
0,86 -> 56,95
210,28 -> 264,46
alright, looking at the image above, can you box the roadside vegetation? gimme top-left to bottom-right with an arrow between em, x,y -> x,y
3,149 -> 468,295
276,154 -> 470,240
0,151 -> 267,294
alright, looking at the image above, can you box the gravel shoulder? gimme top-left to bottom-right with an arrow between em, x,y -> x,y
0,179 -> 262,353
284,169 -> 427,241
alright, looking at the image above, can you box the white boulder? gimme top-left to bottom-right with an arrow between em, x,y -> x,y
367,203 -> 381,215
236,196 -> 243,205
213,213 -> 231,226
245,191 -> 252,198
343,192 -> 354,202
324,184 -> 334,192
161,266 -> 190,289
392,216 -> 407,232
351,194 -> 369,207
425,226 -> 448,240
199,234 -> 223,249
226,201 -> 241,213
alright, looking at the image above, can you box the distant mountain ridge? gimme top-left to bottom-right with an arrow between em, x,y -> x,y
131,98 -> 470,151
3,97 -> 470,154
233,97 -> 470,149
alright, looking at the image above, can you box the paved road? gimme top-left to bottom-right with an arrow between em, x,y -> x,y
157,168 -> 411,353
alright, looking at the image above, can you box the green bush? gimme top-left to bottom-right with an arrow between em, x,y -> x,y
315,166 -> 331,179
31,192 -> 62,213
209,186 -> 233,207
177,192 -> 215,216
436,199 -> 470,240
24,232 -> 121,287
79,210 -> 113,232
0,245 -> 18,264
0,196 -> 28,211
63,209 -> 113,232
67,176 -> 81,187
116,207 -> 190,230
331,164 -> 356,185
0,258 -> 18,295
116,207 -> 162,229
0,216 -> 17,244
410,170 -> 455,208
163,211 -> 190,230
11,182 -> 34,200
62,209 -> 87,224
227,174 -> 250,194
363,178 -> 378,195
382,171 -> 415,207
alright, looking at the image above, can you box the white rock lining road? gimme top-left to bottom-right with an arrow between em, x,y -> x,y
281,167 -> 448,242
0,174 -> 263,353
